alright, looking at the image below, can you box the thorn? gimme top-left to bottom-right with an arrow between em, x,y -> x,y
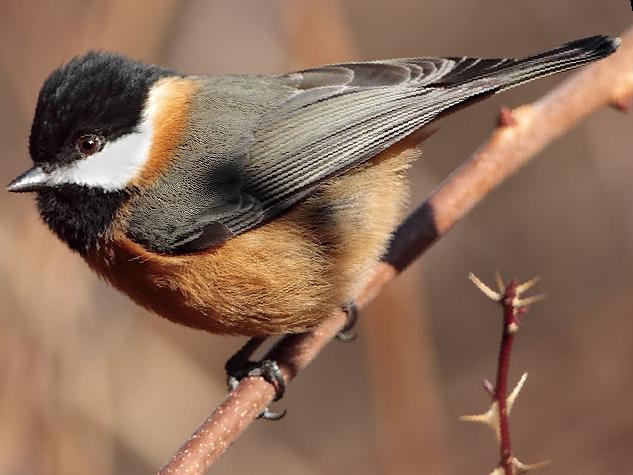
461,373 -> 528,439
461,401 -> 501,439
511,457 -> 551,473
469,273 -> 501,301
515,276 -> 540,294
495,270 -> 505,294
497,106 -> 518,127
510,276 -> 545,309
506,373 -> 528,415
483,379 -> 495,398
490,457 -> 549,475
471,273 -> 544,309
460,401 -> 498,429
611,94 -> 632,113
513,294 -> 547,308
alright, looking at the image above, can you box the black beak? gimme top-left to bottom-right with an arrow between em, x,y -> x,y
7,166 -> 49,193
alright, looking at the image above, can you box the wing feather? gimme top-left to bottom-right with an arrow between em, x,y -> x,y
185,35 -> 617,246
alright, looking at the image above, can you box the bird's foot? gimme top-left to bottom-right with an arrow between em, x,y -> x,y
337,301 -> 359,342
225,337 -> 287,420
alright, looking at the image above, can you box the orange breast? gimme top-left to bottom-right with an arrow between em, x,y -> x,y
86,140 -> 419,335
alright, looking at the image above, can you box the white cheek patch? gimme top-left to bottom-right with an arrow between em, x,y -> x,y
44,79 -> 176,191
46,118 -> 154,191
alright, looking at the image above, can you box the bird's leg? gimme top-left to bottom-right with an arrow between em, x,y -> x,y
336,301 -> 359,342
225,336 -> 287,420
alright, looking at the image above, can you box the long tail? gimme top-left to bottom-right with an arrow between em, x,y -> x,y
436,35 -> 620,90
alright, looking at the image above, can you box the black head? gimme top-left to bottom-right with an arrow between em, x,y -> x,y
28,51 -> 174,166
9,51 -> 176,254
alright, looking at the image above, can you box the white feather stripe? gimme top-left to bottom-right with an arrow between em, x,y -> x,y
46,119 -> 154,190
41,78 -> 175,190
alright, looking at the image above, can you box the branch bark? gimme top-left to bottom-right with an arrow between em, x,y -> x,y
158,26 -> 633,475
463,274 -> 546,474
496,282 -> 519,475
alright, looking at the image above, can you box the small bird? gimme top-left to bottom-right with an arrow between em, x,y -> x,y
8,35 -> 617,357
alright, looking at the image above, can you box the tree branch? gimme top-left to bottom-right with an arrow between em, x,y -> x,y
158,26 -> 633,475
496,282 -> 520,474
463,274 -> 547,474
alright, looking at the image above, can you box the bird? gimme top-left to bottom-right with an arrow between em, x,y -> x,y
8,35 -> 618,410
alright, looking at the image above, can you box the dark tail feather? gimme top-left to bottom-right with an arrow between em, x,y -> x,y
498,35 -> 620,88
438,35 -> 620,90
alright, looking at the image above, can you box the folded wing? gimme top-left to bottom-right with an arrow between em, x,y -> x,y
205,35 -> 615,237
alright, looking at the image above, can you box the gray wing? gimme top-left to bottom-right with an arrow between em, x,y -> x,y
216,35 -> 615,236
176,35 -> 616,251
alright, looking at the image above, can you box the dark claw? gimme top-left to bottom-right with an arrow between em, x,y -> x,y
259,407 -> 287,421
337,301 -> 359,342
225,337 -> 287,420
246,359 -> 286,401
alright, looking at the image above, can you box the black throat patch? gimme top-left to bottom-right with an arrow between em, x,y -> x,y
26,52 -> 176,255
36,185 -> 129,255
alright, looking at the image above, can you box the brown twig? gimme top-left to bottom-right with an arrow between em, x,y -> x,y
464,275 -> 546,474
496,282 -> 519,474
158,27 -> 633,475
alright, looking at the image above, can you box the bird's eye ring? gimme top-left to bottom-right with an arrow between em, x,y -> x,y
76,134 -> 103,156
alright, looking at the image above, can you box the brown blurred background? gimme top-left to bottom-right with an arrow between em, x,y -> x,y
1,1 -> 632,474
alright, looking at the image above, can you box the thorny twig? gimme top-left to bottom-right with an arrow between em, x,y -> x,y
159,26 -> 633,475
464,274 -> 547,475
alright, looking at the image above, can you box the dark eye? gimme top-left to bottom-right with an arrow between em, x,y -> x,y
76,134 -> 103,155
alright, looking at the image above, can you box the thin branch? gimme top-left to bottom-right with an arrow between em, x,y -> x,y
158,26 -> 633,475
497,282 -> 520,474
464,274 -> 548,474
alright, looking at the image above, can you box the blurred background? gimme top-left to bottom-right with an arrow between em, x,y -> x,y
1,1 -> 632,474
